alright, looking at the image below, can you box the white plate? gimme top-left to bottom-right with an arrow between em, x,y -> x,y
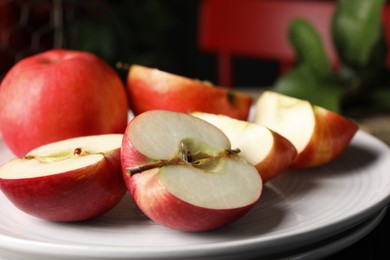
0,130 -> 389,259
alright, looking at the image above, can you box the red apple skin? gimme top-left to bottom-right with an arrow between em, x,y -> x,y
292,106 -> 358,168
126,169 -> 257,232
121,125 -> 151,174
256,131 -> 297,182
0,49 -> 129,157
0,149 -> 127,221
127,65 -> 252,120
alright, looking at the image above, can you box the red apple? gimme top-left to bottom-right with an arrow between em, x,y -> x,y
0,134 -> 127,221
0,49 -> 129,157
126,65 -> 252,120
121,110 -> 262,232
192,112 -> 297,182
254,91 -> 359,168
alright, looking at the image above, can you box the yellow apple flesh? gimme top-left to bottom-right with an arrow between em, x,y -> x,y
254,91 -> 358,168
192,112 -> 297,182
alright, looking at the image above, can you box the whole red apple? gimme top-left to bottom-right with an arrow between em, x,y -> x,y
0,49 -> 129,157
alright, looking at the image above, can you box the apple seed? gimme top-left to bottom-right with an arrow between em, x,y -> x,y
22,147 -> 90,163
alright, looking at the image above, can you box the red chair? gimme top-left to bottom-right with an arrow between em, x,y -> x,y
198,0 -> 338,87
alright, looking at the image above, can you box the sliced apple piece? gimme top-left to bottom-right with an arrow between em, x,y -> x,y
192,112 -> 297,182
121,110 -> 262,232
254,91 -> 359,168
0,134 -> 127,221
126,65 -> 252,120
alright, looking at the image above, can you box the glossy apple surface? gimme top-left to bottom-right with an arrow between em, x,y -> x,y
254,91 -> 359,168
121,110 -> 262,232
0,134 -> 127,221
0,49 -> 129,157
192,112 -> 297,182
126,65 -> 252,120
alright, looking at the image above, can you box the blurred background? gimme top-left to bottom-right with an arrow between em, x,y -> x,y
0,1 -> 390,259
0,0 -> 278,86
1,0 -> 389,142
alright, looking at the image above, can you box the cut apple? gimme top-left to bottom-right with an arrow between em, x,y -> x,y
126,65 -> 253,120
0,134 -> 127,221
254,91 -> 359,168
192,112 -> 297,182
121,110 -> 262,232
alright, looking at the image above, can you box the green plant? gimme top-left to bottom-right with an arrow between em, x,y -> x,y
273,0 -> 390,115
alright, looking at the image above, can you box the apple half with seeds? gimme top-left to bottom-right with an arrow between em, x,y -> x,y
254,91 -> 359,168
121,110 -> 262,232
126,64 -> 253,120
0,134 -> 127,221
192,112 -> 297,182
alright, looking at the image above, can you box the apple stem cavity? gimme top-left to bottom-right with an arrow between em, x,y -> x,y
23,147 -> 90,163
126,140 -> 241,176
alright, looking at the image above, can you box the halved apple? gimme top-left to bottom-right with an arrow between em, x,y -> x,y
0,134 -> 127,221
126,65 -> 253,120
192,112 -> 297,182
121,110 -> 262,232
254,91 -> 359,168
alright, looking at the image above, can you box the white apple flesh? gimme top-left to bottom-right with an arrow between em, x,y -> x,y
254,91 -> 358,168
192,112 -> 297,182
121,110 -> 262,232
0,134 -> 127,221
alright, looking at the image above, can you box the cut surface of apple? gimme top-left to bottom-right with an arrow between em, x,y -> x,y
0,134 -> 127,222
254,91 -> 359,168
121,110 -> 262,231
126,65 -> 252,120
192,112 -> 297,182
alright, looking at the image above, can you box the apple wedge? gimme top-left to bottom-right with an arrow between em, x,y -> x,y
0,134 -> 127,221
121,110 -> 262,232
192,112 -> 297,182
254,91 -> 359,168
126,65 -> 252,120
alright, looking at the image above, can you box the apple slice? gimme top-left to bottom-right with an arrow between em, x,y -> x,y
254,91 -> 359,168
126,65 -> 253,120
192,112 -> 297,182
0,134 -> 127,221
121,110 -> 262,232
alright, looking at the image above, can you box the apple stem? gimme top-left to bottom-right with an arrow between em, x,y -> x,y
125,148 -> 241,176
126,158 -> 182,176
191,148 -> 241,167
